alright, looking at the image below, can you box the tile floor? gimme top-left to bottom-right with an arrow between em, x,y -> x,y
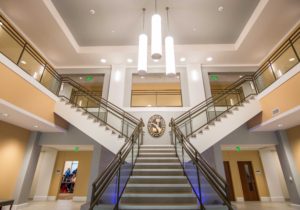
11,201 -> 300,210
232,201 -> 300,210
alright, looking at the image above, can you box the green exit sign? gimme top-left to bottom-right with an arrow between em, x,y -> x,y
236,146 -> 241,152
74,146 -> 79,152
86,76 -> 93,81
210,75 -> 218,81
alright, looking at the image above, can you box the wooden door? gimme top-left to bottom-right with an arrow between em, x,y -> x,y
223,161 -> 235,201
237,161 -> 259,201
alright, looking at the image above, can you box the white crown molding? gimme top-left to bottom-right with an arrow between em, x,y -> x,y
234,0 -> 269,50
42,0 -> 265,54
43,0 -> 80,52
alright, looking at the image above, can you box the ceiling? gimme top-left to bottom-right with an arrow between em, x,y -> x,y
0,99 -> 65,132
51,0 -> 259,46
0,0 -> 299,68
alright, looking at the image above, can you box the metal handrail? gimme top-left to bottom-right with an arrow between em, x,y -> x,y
89,121 -> 143,210
170,119 -> 233,210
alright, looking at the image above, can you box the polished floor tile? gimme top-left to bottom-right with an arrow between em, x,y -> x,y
18,201 -> 300,210
20,200 -> 84,210
233,202 -> 300,210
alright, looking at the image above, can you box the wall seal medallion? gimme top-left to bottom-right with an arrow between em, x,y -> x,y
147,115 -> 166,137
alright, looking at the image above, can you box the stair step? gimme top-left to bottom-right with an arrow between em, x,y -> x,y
139,149 -> 175,153
119,204 -> 199,210
128,176 -> 188,184
132,169 -> 183,176
125,184 -> 192,194
136,157 -> 179,163
134,163 -> 182,169
139,153 -> 176,157
120,193 -> 197,204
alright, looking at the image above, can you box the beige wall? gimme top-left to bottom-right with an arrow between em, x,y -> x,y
259,72 -> 300,122
0,121 -> 30,199
0,63 -> 68,129
287,125 -> 300,174
48,151 -> 92,197
222,150 -> 270,200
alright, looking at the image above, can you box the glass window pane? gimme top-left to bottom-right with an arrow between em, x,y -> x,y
293,37 -> 300,58
40,69 -> 60,94
255,66 -> 276,92
0,25 -> 23,63
18,49 -> 45,81
271,46 -> 298,78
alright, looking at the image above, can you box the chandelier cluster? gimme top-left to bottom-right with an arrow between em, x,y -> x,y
138,1 -> 176,76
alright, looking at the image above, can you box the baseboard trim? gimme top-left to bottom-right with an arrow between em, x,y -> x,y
47,196 -> 56,201
73,196 -> 87,202
260,196 -> 271,202
270,196 -> 285,202
290,203 -> 300,208
33,195 -> 48,201
236,197 -> 244,202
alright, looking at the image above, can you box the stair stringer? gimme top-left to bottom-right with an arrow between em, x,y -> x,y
190,97 -> 262,153
55,99 -> 125,154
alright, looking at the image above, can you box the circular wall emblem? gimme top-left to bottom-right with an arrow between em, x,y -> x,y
147,115 -> 166,137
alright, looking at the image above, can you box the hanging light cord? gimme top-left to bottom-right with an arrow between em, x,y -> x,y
142,8 -> 146,32
166,7 -> 170,34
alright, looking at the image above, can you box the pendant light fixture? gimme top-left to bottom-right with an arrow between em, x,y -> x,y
165,7 -> 176,76
151,0 -> 162,60
138,8 -> 148,75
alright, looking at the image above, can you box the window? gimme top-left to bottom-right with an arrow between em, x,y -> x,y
131,73 -> 182,107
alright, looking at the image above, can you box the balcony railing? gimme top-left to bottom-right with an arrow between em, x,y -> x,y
0,15 -> 61,95
131,89 -> 182,107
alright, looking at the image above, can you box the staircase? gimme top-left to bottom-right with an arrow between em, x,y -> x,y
54,77 -> 141,154
174,75 -> 261,153
190,95 -> 261,153
119,145 -> 199,210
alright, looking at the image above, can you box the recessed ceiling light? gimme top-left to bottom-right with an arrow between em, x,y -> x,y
100,58 -> 107,63
153,59 -> 159,63
278,124 -> 283,127
206,57 -> 213,62
127,58 -> 133,63
79,77 -> 83,80
180,57 -> 186,62
218,6 -> 224,12
20,60 -> 27,65
89,9 -> 96,15
33,125 -> 39,128
176,75 -> 180,79
192,27 -> 197,32
289,58 -> 295,62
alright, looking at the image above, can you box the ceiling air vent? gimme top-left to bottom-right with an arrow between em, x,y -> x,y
272,108 -> 280,116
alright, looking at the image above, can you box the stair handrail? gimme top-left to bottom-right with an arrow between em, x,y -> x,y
175,75 -> 258,138
170,119 -> 233,210
89,120 -> 144,210
175,74 -> 254,124
60,76 -> 140,125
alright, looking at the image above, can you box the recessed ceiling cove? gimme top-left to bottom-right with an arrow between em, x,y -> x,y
51,0 -> 259,46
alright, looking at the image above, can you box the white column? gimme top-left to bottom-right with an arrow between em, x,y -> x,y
186,64 -> 206,107
108,64 -> 126,108
14,132 -> 41,205
259,147 -> 286,202
32,147 -> 57,201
